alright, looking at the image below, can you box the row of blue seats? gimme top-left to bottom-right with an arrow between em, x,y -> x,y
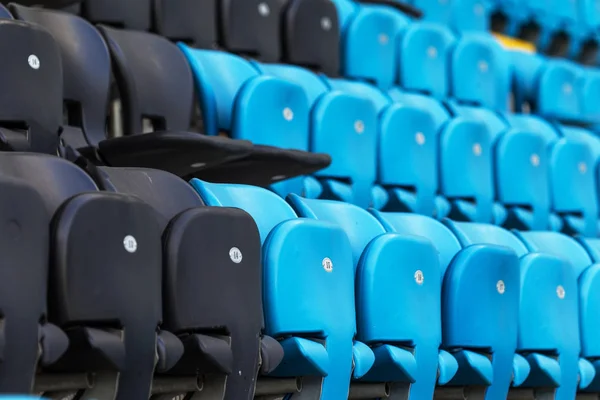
194,177 -> 600,400
177,30 -> 600,239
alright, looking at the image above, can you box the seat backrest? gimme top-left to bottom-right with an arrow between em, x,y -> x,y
98,25 -> 196,135
399,22 -> 456,98
439,117 -> 495,222
82,0 -> 151,30
52,191 -> 163,399
10,5 -> 108,149
0,19 -> 62,154
283,0 -> 341,77
337,2 -> 410,89
219,0 -> 284,62
577,68 -> 600,124
378,102 -> 438,213
548,135 -> 598,236
450,32 -> 511,111
537,59 -> 581,121
153,0 -> 217,48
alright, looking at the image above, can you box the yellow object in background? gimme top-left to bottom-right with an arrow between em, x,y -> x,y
493,33 -> 536,53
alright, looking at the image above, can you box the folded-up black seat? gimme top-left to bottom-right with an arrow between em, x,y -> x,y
0,175 -> 57,394
90,165 -> 284,399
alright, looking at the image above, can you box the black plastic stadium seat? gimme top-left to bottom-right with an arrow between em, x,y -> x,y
152,0 -> 218,48
89,165 -> 284,399
0,19 -> 62,154
81,0 -> 150,30
0,175 -> 61,394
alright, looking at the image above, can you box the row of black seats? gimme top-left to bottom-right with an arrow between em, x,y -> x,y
9,0 -> 330,189
0,3 -> 318,399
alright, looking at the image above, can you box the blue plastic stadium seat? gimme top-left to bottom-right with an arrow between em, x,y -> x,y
398,22 -> 456,99
577,237 -> 600,392
253,63 -> 377,207
515,231 -> 596,398
553,125 -> 599,236
372,212 -> 520,399
189,180 -> 373,399
330,0 -> 410,88
450,33 -> 511,111
288,195 -> 448,399
318,77 -> 438,214
511,51 -> 581,121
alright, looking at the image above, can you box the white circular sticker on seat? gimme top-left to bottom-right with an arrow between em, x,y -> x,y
123,235 -> 137,253
322,257 -> 333,272
229,247 -> 243,263
28,55 -> 40,70
414,270 -> 424,285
